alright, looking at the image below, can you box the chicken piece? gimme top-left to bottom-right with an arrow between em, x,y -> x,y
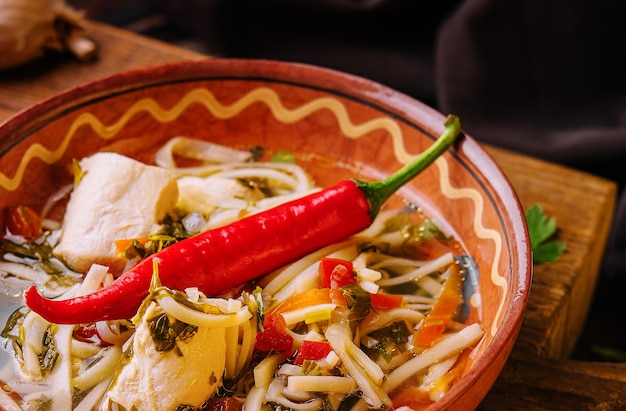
103,302 -> 226,411
53,152 -> 178,274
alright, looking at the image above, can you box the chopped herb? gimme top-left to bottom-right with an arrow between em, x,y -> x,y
1,239 -> 39,259
249,145 -> 265,161
1,306 -> 28,339
236,176 -> 278,198
340,284 -> 372,336
72,158 -> 86,186
120,215 -> 193,260
147,312 -> 198,354
243,287 -> 265,328
149,214 -> 192,252
368,321 -> 411,363
383,214 -> 413,234
320,395 -> 335,411
270,150 -> 296,163
39,327 -> 59,373
418,219 -> 450,241
1,306 -> 28,361
209,371 -> 218,385
525,203 -> 566,263
2,236 -> 67,275
167,289 -> 224,315
120,239 -> 149,260
337,394 -> 362,411
301,360 -> 323,376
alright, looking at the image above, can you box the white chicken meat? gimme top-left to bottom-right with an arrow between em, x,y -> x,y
53,152 -> 178,274
103,302 -> 226,410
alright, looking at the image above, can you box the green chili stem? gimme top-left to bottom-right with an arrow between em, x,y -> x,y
355,114 -> 462,218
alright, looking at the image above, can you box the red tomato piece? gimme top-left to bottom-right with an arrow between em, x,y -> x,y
255,329 -> 293,353
293,340 -> 333,365
255,314 -> 293,353
264,312 -> 287,332
72,324 -> 111,347
3,206 -> 42,240
201,397 -> 243,411
370,293 -> 404,310
318,257 -> 356,289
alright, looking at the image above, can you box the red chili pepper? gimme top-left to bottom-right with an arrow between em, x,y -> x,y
318,258 -> 356,289
293,340 -> 333,365
23,116 -> 461,324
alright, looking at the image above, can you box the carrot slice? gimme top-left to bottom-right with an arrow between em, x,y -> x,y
270,288 -> 333,316
391,386 -> 434,410
114,237 -> 149,254
412,263 -> 462,350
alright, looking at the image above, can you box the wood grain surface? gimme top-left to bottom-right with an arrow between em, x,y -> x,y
0,20 -> 206,122
485,145 -> 617,360
1,20 -> 624,410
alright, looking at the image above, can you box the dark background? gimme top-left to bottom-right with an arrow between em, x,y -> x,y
69,0 -> 626,362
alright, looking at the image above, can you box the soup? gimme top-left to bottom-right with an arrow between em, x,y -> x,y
0,137 -> 482,411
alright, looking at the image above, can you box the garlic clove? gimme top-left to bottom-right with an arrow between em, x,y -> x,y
0,0 -> 98,71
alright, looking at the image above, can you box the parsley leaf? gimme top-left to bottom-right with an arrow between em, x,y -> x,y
270,150 -> 296,163
525,203 -> 566,263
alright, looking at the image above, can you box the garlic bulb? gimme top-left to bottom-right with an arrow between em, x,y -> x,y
0,0 -> 98,71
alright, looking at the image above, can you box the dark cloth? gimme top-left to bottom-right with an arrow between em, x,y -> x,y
151,0 -> 626,355
151,0 -> 626,174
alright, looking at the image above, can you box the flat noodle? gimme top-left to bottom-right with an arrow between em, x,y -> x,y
259,240 -> 355,298
224,325 -> 239,378
383,324 -> 484,393
72,346 -> 122,391
155,136 -> 253,172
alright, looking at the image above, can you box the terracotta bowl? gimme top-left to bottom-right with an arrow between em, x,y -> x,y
0,59 -> 532,409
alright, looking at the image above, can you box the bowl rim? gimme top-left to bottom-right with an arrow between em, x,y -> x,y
0,58 -> 533,409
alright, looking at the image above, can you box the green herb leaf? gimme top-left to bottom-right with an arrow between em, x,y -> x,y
418,219 -> 450,241
340,284 -> 372,336
270,151 -> 296,163
368,321 -> 411,363
39,327 -> 59,373
249,145 -> 265,161
525,203 -> 566,263
147,312 -> 198,354
533,240 -> 567,263
72,158 -> 86,186
301,360 -> 323,376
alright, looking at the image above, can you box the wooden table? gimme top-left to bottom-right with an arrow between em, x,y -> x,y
1,20 -> 625,410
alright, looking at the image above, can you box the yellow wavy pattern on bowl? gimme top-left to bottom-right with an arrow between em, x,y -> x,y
0,86 -> 506,336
